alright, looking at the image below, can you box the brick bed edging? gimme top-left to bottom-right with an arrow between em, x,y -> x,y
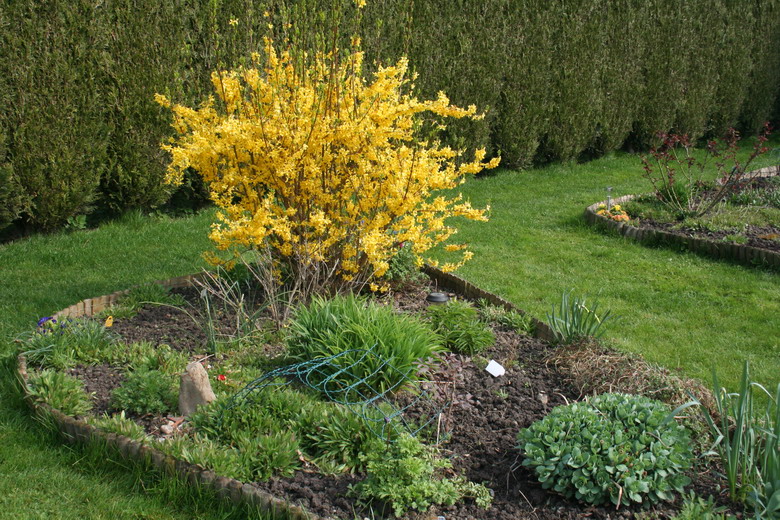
583,166 -> 780,270
15,267 -> 551,519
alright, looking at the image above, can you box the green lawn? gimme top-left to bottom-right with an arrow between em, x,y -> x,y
0,148 -> 778,517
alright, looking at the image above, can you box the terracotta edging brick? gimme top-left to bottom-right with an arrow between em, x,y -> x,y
16,267 -> 552,519
583,166 -> 780,270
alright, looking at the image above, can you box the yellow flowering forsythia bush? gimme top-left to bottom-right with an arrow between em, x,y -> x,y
157,38 -> 499,295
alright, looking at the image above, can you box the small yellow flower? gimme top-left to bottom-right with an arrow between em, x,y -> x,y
228,18 -> 238,26
104,316 -> 114,328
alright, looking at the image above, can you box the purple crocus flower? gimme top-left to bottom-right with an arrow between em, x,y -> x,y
37,316 -> 56,327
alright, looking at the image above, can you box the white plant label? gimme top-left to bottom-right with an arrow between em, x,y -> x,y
485,360 -> 505,377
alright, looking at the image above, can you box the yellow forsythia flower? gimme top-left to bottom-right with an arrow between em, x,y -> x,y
158,34 -> 498,292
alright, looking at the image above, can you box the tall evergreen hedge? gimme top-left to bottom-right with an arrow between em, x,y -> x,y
1,0 -> 778,234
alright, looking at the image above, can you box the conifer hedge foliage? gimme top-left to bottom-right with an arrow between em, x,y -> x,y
1,0 -> 779,234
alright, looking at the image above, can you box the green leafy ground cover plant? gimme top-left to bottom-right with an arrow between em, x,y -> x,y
426,299 -> 495,354
671,492 -> 731,520
517,393 -> 693,508
350,433 -> 492,517
191,385 -> 384,478
477,299 -> 534,334
27,369 -> 92,417
111,369 -> 179,415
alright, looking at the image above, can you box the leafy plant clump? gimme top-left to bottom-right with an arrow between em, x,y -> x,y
27,369 -> 93,417
191,386 -> 382,479
547,291 -> 611,345
111,369 -> 178,415
671,491 -> 729,520
518,393 -> 693,508
20,317 -> 117,369
384,241 -> 427,286
426,299 -> 495,355
286,294 -> 442,394
477,299 -> 534,334
350,433 -> 492,517
88,411 -> 150,443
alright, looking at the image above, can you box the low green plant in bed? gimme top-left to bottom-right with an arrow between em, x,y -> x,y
286,294 -> 443,395
518,392 -> 693,508
27,369 -> 93,416
350,433 -> 492,517
112,368 -> 179,415
95,283 -> 187,320
426,298 -> 495,354
19,316 -> 118,369
190,385 -> 384,478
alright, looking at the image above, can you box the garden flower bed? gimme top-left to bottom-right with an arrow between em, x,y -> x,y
16,268 -> 739,519
584,166 -> 780,269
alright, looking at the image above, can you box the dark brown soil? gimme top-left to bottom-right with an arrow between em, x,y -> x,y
109,288 -> 209,352
67,363 -> 125,416
66,282 -> 738,520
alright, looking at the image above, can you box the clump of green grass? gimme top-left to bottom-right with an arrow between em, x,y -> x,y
107,283 -> 187,319
286,294 -> 441,394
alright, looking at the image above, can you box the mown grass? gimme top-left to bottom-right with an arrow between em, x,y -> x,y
0,143 -> 777,517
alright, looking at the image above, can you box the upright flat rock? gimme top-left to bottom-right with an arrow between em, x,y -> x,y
179,361 -> 216,416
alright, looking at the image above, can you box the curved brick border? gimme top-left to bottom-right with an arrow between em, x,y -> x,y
584,166 -> 780,270
15,267 -> 551,519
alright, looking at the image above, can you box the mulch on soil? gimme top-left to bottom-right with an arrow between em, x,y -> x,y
66,282 -> 736,520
